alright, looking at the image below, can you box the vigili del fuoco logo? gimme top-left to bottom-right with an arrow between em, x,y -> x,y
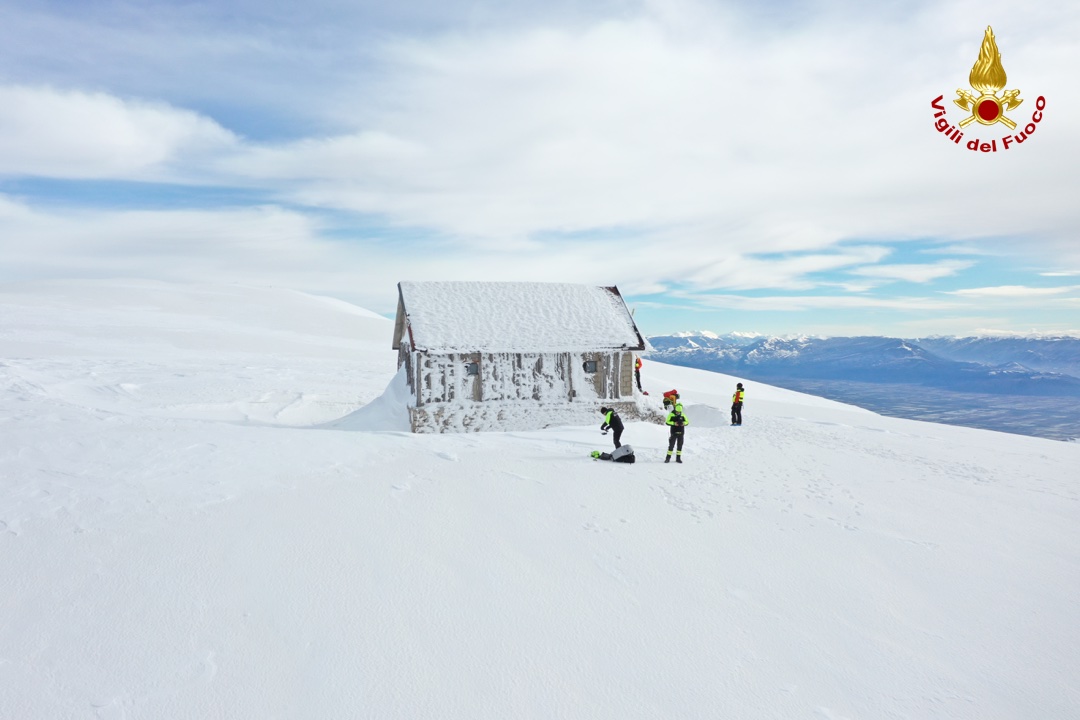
930,26 -> 1046,152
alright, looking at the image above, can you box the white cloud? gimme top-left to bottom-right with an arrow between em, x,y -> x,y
0,85 -> 237,180
192,1 -> 1080,293
686,246 -> 893,290
849,261 -> 975,283
681,293 -> 961,312
218,132 -> 427,181
9,6 -> 1080,255
0,196 -> 342,286
1,0 -> 1080,326
0,194 -> 673,314
946,285 -> 1078,297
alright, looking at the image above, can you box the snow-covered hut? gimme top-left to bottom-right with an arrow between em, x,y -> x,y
392,281 -> 649,433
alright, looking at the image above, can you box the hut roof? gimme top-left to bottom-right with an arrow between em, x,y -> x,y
394,281 -> 645,353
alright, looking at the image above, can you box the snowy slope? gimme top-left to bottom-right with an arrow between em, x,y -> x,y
1,281 -> 1078,720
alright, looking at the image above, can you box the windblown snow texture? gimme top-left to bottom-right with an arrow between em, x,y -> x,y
1,281 -> 1078,720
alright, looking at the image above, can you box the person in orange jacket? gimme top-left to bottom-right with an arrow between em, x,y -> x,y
634,356 -> 644,393
731,382 -> 745,425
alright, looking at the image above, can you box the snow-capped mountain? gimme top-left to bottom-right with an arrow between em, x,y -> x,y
916,335 -> 1080,378
646,332 -> 1080,396
648,330 -> 767,352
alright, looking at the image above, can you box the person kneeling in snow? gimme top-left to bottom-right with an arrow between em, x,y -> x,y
591,445 -> 636,463
599,406 -> 624,448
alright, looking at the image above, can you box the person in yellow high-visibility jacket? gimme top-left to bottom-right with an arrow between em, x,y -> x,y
731,383 -> 745,425
600,406 -> 624,449
665,403 -> 689,463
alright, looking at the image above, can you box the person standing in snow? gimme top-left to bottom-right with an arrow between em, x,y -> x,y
634,356 -> 644,393
599,406 -> 624,449
731,382 -> 745,426
665,402 -> 689,463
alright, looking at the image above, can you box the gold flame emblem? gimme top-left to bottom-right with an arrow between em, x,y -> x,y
954,26 -> 1023,129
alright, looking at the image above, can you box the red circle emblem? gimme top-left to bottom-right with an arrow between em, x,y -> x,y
977,98 -> 1000,122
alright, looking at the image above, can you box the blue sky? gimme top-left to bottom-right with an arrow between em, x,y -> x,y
1,0 -> 1078,338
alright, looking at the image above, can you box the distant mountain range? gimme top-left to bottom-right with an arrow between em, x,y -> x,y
914,336 -> 1080,379
646,333 -> 1080,397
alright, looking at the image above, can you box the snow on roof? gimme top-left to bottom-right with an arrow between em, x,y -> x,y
398,281 -> 644,353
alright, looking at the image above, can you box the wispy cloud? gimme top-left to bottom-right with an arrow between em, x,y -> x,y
919,244 -> 995,256
685,246 -> 892,291
946,285 -> 1079,298
0,195 -> 342,285
850,260 -> 975,284
680,293 -> 961,312
0,86 -> 236,180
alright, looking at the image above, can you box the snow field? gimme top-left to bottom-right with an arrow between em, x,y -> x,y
1,280 -> 1078,720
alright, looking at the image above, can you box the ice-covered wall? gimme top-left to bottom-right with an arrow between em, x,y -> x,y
402,349 -> 656,432
409,397 -> 662,433
410,350 -> 640,406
